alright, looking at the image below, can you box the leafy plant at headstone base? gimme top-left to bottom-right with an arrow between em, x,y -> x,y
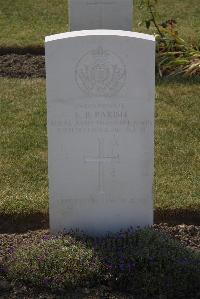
138,0 -> 200,77
4,236 -> 103,290
3,229 -> 200,298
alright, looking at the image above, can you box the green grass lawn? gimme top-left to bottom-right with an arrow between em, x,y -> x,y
0,0 -> 199,48
0,78 -> 199,216
0,79 -> 47,215
0,0 -> 68,48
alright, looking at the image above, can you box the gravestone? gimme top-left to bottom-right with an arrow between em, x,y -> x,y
69,0 -> 133,31
45,30 -> 155,235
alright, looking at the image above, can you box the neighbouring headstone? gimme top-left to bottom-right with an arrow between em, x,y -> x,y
45,30 -> 155,235
69,0 -> 133,31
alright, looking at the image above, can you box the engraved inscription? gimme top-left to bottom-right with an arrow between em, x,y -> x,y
75,47 -> 126,97
50,116 -> 153,134
86,1 -> 115,5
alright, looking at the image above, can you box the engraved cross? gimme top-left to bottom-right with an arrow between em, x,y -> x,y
84,138 -> 119,194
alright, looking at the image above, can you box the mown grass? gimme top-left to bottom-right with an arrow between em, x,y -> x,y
0,0 -> 199,48
0,78 -> 199,216
0,0 -> 68,48
0,79 -> 47,215
155,78 -> 200,210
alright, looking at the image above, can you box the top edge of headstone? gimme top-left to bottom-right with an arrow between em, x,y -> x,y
45,30 -> 155,43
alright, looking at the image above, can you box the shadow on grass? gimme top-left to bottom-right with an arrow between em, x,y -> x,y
156,75 -> 200,85
0,209 -> 199,234
0,46 -> 44,55
0,213 -> 49,234
154,208 -> 200,225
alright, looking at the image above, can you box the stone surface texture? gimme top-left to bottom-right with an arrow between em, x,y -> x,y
45,30 -> 155,235
69,0 -> 133,31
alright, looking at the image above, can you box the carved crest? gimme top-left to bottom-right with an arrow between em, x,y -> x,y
75,47 -> 126,97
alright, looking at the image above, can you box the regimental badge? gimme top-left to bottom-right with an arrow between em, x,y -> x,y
75,47 -> 126,97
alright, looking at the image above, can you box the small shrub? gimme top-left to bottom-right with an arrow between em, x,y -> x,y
139,0 -> 200,78
5,235 -> 102,290
4,229 -> 200,299
96,228 -> 200,299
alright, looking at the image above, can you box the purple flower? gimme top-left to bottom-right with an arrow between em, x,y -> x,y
43,277 -> 51,286
130,262 -> 136,270
148,256 -> 155,262
105,263 -> 113,270
7,246 -> 15,254
127,263 -> 132,272
42,234 -> 50,241
120,255 -> 125,261
37,255 -> 45,261
119,263 -> 125,271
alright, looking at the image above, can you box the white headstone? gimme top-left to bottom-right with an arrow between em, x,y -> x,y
69,0 -> 133,31
45,30 -> 155,235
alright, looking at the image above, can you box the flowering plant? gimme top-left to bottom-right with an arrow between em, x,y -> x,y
139,0 -> 200,77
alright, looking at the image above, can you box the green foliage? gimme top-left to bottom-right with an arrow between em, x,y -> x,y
138,0 -> 200,77
97,228 -> 200,298
5,236 -> 102,290
4,229 -> 200,298
138,0 -> 160,32
135,0 -> 200,47
156,27 -> 200,77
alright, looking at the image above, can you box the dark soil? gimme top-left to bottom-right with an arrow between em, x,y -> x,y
0,46 -> 44,56
1,208 -> 199,235
0,214 -> 49,234
0,224 -> 199,299
0,54 -> 45,78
